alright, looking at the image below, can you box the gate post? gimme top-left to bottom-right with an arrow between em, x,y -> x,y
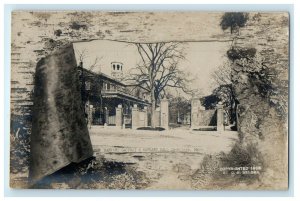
217,103 -> 225,132
154,108 -> 161,128
116,104 -> 123,128
104,107 -> 109,127
160,98 -> 169,130
132,104 -> 139,129
191,98 -> 200,129
143,106 -> 148,127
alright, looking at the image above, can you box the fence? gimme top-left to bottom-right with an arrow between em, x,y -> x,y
108,115 -> 116,125
106,99 -> 169,130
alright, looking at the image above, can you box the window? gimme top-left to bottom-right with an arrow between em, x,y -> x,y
117,64 -> 120,70
113,64 -> 115,70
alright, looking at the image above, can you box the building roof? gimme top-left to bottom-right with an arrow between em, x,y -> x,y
80,66 -> 148,89
79,66 -> 149,105
80,67 -> 126,86
102,90 -> 150,105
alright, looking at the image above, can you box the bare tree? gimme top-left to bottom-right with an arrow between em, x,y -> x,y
128,42 -> 192,128
210,61 -> 238,124
76,48 -> 102,72
211,61 -> 232,86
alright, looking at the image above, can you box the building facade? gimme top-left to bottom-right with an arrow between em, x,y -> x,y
78,62 -> 150,127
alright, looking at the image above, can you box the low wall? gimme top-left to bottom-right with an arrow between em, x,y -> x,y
197,110 -> 217,126
191,98 -> 224,131
191,109 -> 217,128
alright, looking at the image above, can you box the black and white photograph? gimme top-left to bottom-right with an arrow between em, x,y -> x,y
9,11 -> 289,190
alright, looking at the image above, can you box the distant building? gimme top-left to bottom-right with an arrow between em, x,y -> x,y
111,62 -> 123,81
78,62 -> 150,126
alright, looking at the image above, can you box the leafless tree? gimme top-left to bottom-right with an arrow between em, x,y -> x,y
211,61 -> 232,86
128,42 -> 193,128
210,61 -> 238,124
76,48 -> 102,72
76,48 -> 87,63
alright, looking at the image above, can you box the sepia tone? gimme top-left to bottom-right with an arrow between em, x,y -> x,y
10,11 -> 289,190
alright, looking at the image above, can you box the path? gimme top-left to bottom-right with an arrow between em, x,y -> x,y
89,126 -> 238,189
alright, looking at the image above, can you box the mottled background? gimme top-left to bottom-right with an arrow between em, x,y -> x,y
10,11 -> 289,189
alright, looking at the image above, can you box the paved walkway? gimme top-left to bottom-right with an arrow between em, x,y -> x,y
89,126 -> 238,189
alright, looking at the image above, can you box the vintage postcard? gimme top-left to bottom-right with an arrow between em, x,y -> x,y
10,11 -> 289,190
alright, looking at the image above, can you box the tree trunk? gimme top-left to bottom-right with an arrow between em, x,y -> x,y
150,87 -> 156,128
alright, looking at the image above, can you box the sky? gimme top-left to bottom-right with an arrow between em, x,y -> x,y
69,12 -> 233,97
73,40 -> 231,96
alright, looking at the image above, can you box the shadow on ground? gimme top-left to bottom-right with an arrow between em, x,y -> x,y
31,156 -> 150,189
